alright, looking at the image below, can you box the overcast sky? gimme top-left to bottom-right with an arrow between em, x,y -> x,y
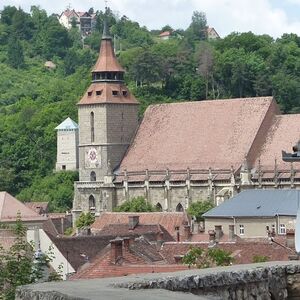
2,0 -> 300,38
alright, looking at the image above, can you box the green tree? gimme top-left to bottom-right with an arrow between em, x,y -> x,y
114,196 -> 157,212
182,247 -> 233,268
7,35 -> 24,68
76,212 -> 95,229
187,200 -> 214,222
186,11 -> 207,42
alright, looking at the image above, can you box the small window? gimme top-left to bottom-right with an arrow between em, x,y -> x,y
112,90 -> 118,96
90,171 -> 96,182
62,165 -> 66,170
279,224 -> 286,235
96,90 -> 102,96
88,91 -> 92,96
122,90 -> 128,96
239,224 -> 245,235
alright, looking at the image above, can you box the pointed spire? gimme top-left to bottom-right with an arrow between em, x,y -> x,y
102,6 -> 111,40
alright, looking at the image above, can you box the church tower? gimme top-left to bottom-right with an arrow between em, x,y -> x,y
73,13 -> 139,221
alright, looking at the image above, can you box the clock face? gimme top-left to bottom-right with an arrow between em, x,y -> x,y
85,147 -> 101,168
88,148 -> 98,163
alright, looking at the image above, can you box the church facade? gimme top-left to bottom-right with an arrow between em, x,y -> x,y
71,23 -> 300,223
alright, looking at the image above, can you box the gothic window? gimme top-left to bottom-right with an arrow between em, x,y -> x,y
176,203 -> 183,212
89,195 -> 95,210
156,203 -> 162,212
90,112 -> 94,143
90,171 -> 96,182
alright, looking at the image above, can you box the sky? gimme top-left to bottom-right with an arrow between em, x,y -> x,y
2,0 -> 300,38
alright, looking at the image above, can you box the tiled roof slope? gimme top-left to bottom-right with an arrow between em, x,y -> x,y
78,82 -> 138,105
91,212 -> 189,238
254,114 -> 300,170
0,192 -> 46,222
24,202 -> 48,214
119,97 -> 276,172
72,238 -> 188,280
96,223 -> 174,242
160,240 -> 292,265
92,38 -> 124,73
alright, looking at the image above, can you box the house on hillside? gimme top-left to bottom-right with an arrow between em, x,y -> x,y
206,27 -> 219,39
203,190 -> 298,238
58,9 -> 96,36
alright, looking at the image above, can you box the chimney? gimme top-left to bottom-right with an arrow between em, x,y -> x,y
128,215 -> 139,230
286,229 -> 295,249
123,237 -> 133,250
228,225 -> 235,241
208,230 -> 216,246
214,225 -> 223,241
182,225 -> 192,241
110,238 -> 123,264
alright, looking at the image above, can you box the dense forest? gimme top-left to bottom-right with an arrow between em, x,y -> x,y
1,5 -> 300,211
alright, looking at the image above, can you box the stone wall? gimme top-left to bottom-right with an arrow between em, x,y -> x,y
16,261 -> 300,300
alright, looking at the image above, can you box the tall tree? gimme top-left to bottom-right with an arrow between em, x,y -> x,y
7,35 -> 24,69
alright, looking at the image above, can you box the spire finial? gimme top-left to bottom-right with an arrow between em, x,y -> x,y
102,1 -> 111,39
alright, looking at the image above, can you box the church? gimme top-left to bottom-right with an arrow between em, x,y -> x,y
54,21 -> 300,223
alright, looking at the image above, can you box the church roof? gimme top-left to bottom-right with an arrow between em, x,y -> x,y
55,117 -> 78,130
0,192 -> 47,222
253,114 -> 300,170
120,97 -> 276,172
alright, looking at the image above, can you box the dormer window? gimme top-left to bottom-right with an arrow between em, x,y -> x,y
96,90 -> 102,96
112,91 -> 118,96
122,91 -> 128,97
88,91 -> 93,97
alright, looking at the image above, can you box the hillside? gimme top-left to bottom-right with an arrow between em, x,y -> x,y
1,5 -> 300,211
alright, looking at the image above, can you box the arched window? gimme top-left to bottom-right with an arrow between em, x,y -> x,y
156,203 -> 162,212
176,203 -> 184,212
90,171 -> 96,182
90,112 -> 95,143
89,195 -> 95,210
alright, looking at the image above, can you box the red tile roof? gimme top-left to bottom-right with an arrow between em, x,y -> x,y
24,202 -> 48,214
0,192 -> 47,222
160,240 -> 293,265
91,212 -> 190,239
96,223 -> 174,242
92,38 -> 124,73
71,238 -> 188,280
78,82 -> 138,105
159,31 -> 171,37
254,114 -> 300,170
119,97 -> 275,172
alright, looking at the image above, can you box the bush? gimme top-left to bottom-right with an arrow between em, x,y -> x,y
252,255 -> 269,263
75,212 -> 95,229
113,196 -> 157,212
187,200 -> 214,222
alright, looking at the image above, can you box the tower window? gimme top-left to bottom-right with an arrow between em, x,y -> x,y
88,91 -> 93,97
112,91 -> 118,96
96,90 -> 102,96
89,195 -> 95,210
90,112 -> 95,143
122,91 -> 128,97
90,171 -> 96,182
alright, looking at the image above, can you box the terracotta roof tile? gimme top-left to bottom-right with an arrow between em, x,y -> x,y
120,97 -> 275,172
24,202 -> 48,214
91,212 -> 189,239
0,192 -> 46,222
92,39 -> 124,73
78,82 -> 138,105
254,114 -> 300,170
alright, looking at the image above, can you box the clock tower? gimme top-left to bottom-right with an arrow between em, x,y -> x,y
73,14 -> 139,221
